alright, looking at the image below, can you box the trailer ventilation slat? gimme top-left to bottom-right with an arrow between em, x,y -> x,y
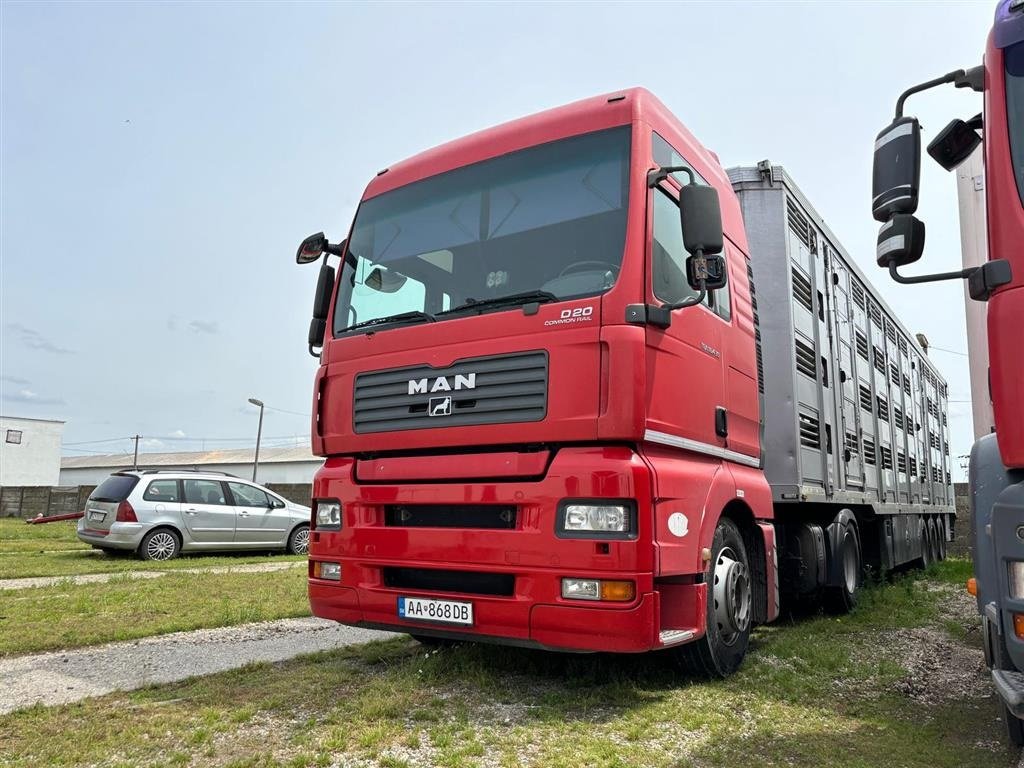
889,363 -> 900,386
894,406 -> 904,431
794,338 -> 817,379
903,374 -> 911,395
864,437 -> 877,465
929,431 -> 940,449
859,384 -> 873,413
855,330 -> 869,360
909,456 -> 918,477
798,412 -> 820,449
786,197 -> 811,248
885,320 -> 897,344
748,264 -> 765,394
897,451 -> 907,473
873,346 -> 886,374
880,446 -> 893,470
791,269 -> 813,313
845,431 -> 859,454
898,336 -> 909,354
877,395 -> 889,421
353,351 -> 547,433
851,281 -> 866,309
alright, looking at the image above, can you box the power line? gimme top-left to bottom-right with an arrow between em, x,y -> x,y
927,345 -> 969,357
263,405 -> 311,418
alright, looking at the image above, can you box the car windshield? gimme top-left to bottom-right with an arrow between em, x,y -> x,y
333,126 -> 631,335
1007,40 -> 1024,207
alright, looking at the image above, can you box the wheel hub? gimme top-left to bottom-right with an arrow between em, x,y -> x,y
713,547 -> 751,645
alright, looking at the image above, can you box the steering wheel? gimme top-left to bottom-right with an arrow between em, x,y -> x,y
557,261 -> 620,279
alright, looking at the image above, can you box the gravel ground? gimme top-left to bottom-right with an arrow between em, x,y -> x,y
0,561 -> 303,591
0,617 -> 396,714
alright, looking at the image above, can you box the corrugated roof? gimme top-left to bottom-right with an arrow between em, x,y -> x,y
61,445 -> 318,469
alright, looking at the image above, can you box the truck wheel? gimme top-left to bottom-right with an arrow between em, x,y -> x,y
825,521 -> 862,613
1004,703 -> 1024,747
139,528 -> 180,561
935,519 -> 947,561
676,517 -> 751,678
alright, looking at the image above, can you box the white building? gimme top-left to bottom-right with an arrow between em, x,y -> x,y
59,445 -> 322,487
0,416 -> 65,486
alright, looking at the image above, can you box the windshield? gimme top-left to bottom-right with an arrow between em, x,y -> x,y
1007,41 -> 1024,207
333,126 -> 631,335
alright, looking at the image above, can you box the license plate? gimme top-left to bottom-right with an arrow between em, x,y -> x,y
398,596 -> 473,626
88,510 -> 106,522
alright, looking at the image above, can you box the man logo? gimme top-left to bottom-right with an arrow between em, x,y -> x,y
429,396 -> 452,417
408,373 -> 476,396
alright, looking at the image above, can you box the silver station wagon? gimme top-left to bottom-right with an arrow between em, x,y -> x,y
77,469 -> 311,561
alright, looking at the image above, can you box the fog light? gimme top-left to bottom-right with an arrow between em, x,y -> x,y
599,580 -> 636,602
1009,562 -> 1024,599
561,578 -> 600,601
313,561 -> 341,581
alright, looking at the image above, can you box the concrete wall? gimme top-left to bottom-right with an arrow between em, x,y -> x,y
0,416 -> 64,486
59,460 -> 322,487
950,482 -> 971,559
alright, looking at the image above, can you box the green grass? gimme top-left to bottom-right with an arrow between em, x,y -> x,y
0,560 -> 1012,768
0,518 -> 303,578
0,567 -> 311,656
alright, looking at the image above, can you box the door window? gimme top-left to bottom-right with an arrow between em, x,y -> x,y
183,479 -> 228,505
228,482 -> 270,507
144,480 -> 180,502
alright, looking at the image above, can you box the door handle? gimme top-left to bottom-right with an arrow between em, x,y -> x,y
239,511 -> 250,517
715,406 -> 729,438
185,509 -> 198,515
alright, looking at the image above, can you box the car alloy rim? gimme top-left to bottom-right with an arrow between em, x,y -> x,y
713,546 -> 751,646
293,528 -> 310,554
147,532 -> 176,560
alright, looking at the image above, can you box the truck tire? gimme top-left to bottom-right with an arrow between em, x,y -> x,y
676,517 -> 751,678
825,521 -> 862,613
926,518 -> 939,567
917,519 -> 933,569
936,518 -> 947,561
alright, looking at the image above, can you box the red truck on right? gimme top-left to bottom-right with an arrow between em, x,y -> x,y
870,0 -> 1024,744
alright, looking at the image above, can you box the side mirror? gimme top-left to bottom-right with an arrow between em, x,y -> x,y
927,118 -> 981,171
679,183 -> 723,256
871,117 -> 921,222
876,213 -> 925,268
686,253 -> 728,291
297,232 -> 327,264
308,260 -> 336,349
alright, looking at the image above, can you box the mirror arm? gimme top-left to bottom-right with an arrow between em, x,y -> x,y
308,343 -> 322,359
647,166 -> 695,188
888,262 -> 975,285
663,279 -> 707,311
894,67 -> 981,118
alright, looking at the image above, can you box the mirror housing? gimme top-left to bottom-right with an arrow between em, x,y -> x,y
876,213 -> 925,268
871,117 -> 921,222
297,232 -> 327,264
679,183 -> 724,256
686,253 -> 728,291
927,118 -> 981,171
308,317 -> 327,348
308,261 -> 336,350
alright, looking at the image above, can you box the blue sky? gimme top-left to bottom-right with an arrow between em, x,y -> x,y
0,1 -> 993,475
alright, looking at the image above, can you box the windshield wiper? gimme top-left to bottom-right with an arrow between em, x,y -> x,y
437,290 -> 559,316
343,310 -> 435,333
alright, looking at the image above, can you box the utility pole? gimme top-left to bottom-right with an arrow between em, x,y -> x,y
132,435 -> 141,469
248,398 -> 264,482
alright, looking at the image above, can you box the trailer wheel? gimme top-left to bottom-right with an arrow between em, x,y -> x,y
935,518 -> 947,561
917,519 -> 933,569
676,517 -> 751,678
926,518 -> 939,567
825,521 -> 862,613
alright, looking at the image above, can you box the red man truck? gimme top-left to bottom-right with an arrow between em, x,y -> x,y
298,87 -> 953,676
869,0 -> 1024,742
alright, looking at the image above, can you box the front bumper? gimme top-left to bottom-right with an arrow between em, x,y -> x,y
76,520 -> 146,550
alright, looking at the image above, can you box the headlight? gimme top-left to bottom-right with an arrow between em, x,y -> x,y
561,578 -> 636,602
315,500 -> 341,530
1009,561 -> 1024,599
557,501 -> 635,538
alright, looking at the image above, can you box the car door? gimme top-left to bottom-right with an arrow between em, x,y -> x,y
180,478 -> 234,545
227,481 -> 291,546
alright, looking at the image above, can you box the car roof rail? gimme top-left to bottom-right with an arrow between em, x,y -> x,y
136,468 -> 239,478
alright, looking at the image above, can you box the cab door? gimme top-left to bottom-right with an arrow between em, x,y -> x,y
643,183 -> 726,451
227,481 -> 291,546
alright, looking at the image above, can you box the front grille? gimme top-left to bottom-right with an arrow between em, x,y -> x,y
383,567 -> 515,597
384,504 -> 517,530
353,351 -> 548,433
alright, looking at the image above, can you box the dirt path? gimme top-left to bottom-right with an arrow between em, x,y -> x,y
0,560 -> 303,591
0,617 -> 396,714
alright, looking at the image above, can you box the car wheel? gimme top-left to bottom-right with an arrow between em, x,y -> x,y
825,521 -> 862,614
139,528 -> 180,561
288,524 -> 310,555
676,517 -> 752,678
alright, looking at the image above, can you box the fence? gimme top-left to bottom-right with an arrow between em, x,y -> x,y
0,483 -> 313,519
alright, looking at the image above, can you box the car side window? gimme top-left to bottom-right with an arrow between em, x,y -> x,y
184,479 -> 228,506
143,479 -> 180,502
228,482 -> 269,507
